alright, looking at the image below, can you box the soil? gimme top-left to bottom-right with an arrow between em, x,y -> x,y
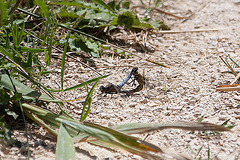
1,0 -> 240,159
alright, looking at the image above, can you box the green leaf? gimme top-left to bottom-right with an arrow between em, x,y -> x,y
117,11 -> 134,29
0,74 -> 59,102
80,79 -> 100,121
5,109 -> 18,120
61,32 -> 70,90
22,103 -> 231,160
111,122 -> 231,134
56,123 -> 76,160
107,1 -> 116,11
15,46 -> 45,53
0,0 -> 8,27
122,1 -> 130,9
85,39 -> 101,57
0,88 -> 11,105
92,0 -> 114,12
57,6 -> 78,22
68,38 -> 91,53
0,116 -> 21,147
35,0 -> 51,21
68,37 -> 101,58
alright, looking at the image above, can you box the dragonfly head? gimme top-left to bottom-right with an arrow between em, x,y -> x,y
99,85 -> 106,92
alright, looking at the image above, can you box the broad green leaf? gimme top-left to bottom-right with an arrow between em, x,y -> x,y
85,39 -> 101,57
0,74 -> 59,102
68,37 -> 101,57
117,11 -> 134,29
117,11 -> 153,29
56,123 -> 76,160
68,38 -> 91,53
92,0 -> 114,12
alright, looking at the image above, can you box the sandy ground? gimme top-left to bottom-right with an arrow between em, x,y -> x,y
1,0 -> 240,159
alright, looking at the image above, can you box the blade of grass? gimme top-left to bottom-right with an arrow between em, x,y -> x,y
229,56 -> 240,68
17,8 -> 41,18
8,0 -> 21,16
22,104 -> 163,159
35,0 -> 50,21
207,143 -> 210,160
92,0 -> 114,12
23,103 -> 229,159
63,121 -> 164,159
61,32 -> 70,90
24,109 -> 58,136
111,121 -> 231,134
56,123 -> 76,160
49,75 -> 109,92
195,145 -> 203,159
219,56 -> 237,76
18,22 -> 25,45
80,79 -> 100,121
0,0 -> 8,27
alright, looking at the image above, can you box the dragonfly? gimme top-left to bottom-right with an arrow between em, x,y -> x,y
100,67 -> 145,95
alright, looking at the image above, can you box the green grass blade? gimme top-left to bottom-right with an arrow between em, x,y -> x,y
17,8 -> 41,18
22,104 -> 191,159
8,0 -> 21,16
56,123 -> 76,160
35,0 -> 50,21
111,122 -> 231,134
92,0 -> 114,12
229,57 -> 240,68
22,104 -> 163,158
63,120 -> 162,158
63,75 -> 108,91
48,75 -> 108,92
80,79 -> 100,121
0,0 -> 8,27
24,109 -> 58,136
61,32 -> 70,90
15,46 -> 45,52
19,22 -> 25,43
195,145 -> 203,159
